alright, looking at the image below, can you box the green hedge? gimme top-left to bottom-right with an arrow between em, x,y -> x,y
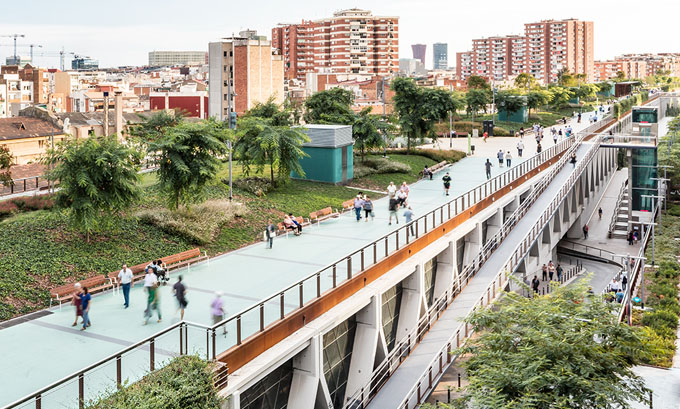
638,205 -> 680,367
85,355 -> 222,409
388,148 -> 466,164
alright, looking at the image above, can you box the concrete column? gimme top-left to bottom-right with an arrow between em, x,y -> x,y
344,297 -> 380,405
114,91 -> 123,139
395,269 -> 421,342
432,241 -> 454,301
288,335 -> 323,409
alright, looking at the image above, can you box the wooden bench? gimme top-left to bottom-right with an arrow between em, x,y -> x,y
161,248 -> 207,272
277,217 -> 309,236
342,199 -> 355,211
420,160 -> 448,178
310,206 -> 339,223
49,275 -> 110,308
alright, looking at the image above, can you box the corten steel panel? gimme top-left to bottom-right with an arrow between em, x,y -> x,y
218,155 -> 564,373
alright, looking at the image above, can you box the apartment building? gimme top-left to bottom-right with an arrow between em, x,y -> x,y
272,9 -> 398,82
456,19 -> 594,84
209,31 -> 284,117
525,19 -> 594,83
594,53 -> 680,81
148,51 -> 208,67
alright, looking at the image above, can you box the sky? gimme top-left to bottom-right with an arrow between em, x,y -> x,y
1,0 -> 678,69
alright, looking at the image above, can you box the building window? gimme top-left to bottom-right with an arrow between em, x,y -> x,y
323,317 -> 357,409
382,282 -> 403,351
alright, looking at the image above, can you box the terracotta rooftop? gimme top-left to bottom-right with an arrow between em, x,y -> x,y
0,117 -> 62,141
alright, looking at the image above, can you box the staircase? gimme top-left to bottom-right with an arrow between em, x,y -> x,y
609,181 -> 629,239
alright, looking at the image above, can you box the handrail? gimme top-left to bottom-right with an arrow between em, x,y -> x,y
608,179 -> 628,238
557,240 -> 622,266
3,320 -> 213,409
393,113 -> 623,409
345,114 -> 616,409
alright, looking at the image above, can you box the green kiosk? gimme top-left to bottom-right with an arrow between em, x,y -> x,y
292,124 -> 354,184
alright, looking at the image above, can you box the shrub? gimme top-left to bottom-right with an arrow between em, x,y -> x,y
12,196 -> 55,211
443,121 -> 511,136
362,156 -> 411,173
388,148 -> 466,164
85,355 -> 222,409
641,309 -> 679,339
137,199 -> 246,244
232,177 -> 273,197
638,327 -> 676,367
0,200 -> 18,218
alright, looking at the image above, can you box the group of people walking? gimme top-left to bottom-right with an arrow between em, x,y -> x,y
70,263 -> 228,332
530,261 -> 564,293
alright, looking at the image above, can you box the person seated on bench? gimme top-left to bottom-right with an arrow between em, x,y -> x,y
155,259 -> 170,283
423,165 -> 433,180
284,214 -> 302,236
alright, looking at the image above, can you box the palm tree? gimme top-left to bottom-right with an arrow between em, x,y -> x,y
234,117 -> 310,186
352,107 -> 395,161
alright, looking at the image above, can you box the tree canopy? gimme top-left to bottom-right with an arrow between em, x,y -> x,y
466,88 -> 491,116
453,280 -> 651,409
495,91 -> 525,115
303,88 -> 356,125
149,119 -> 231,210
514,73 -> 537,90
548,86 -> 574,109
129,111 -> 183,144
44,135 -> 142,240
467,75 -> 490,90
234,117 -> 309,185
352,107 -> 395,161
0,145 -> 12,187
526,90 -> 551,114
243,96 -> 292,126
391,77 -> 464,151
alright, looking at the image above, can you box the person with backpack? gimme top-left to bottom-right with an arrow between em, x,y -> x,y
442,172 -> 452,196
583,224 -> 589,239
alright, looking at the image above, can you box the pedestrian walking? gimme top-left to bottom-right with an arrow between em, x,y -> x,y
536,142 -> 542,153
118,263 -> 133,308
517,140 -> 524,157
519,127 -> 525,137
144,282 -> 161,324
627,230 -> 634,245
531,275 -> 540,293
388,197 -> 399,225
622,274 -> 628,291
211,292 -> 227,335
483,131 -> 488,143
583,224 -> 589,239
556,264 -> 563,282
173,276 -> 187,320
353,194 -> 365,221
400,182 -> 410,198
570,153 -> 577,167
541,264 -> 548,281
553,132 -> 558,145
598,207 -> 603,220
442,172 -> 452,196
497,150 -> 504,167
387,181 -> 397,198
577,113 -> 582,123
80,287 -> 91,331
363,196 -> 374,221
548,261 -> 556,281
265,220 -> 276,249
485,159 -> 493,180
403,206 -> 415,235
505,151 -> 512,167
143,267 -> 158,293
71,283 -> 83,327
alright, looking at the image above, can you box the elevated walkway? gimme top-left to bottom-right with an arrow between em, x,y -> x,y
366,141 -> 596,409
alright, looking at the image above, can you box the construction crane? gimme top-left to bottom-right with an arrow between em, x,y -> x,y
0,43 -> 42,61
0,34 -> 26,60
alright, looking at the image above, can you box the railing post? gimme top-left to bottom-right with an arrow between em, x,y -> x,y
280,292 -> 285,319
116,355 -> 122,389
425,217 -> 427,232
212,329 -> 216,361
260,303 -> 265,331
299,282 -> 304,307
35,395 -> 41,409
361,249 -> 365,271
385,237 -> 388,257
150,338 -> 155,371
78,374 -> 84,409
179,324 -> 184,355
236,316 -> 242,345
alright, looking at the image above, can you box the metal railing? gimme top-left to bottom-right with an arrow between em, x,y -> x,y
4,321 -> 215,409
394,114 -> 617,409
558,240 -> 623,265
608,179 -> 628,238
